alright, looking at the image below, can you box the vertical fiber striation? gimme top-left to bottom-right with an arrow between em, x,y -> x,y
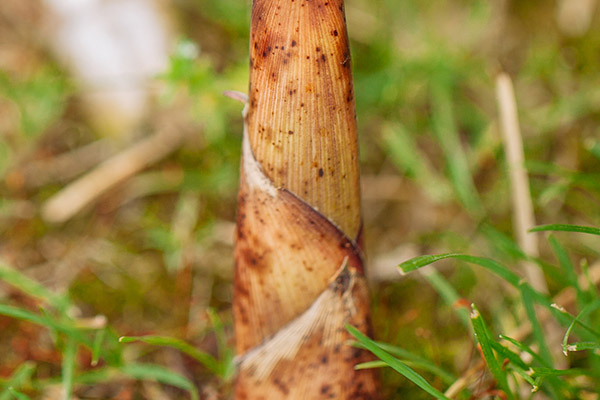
247,0 -> 361,239
233,0 -> 378,398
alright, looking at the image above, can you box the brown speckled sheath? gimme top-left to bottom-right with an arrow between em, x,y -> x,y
233,0 -> 378,398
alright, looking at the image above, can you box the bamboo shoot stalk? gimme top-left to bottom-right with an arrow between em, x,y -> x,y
233,0 -> 378,398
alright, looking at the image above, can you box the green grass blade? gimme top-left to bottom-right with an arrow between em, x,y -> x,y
381,123 -> 452,202
399,254 -> 521,287
355,358 -> 455,385
0,261 -> 70,313
422,269 -> 470,329
530,224 -> 600,236
531,367 -> 600,379
553,301 -> 600,340
355,341 -> 456,384
481,225 -> 563,283
581,259 -> 599,299
398,253 -> 578,332
0,362 -> 35,400
548,235 -> 579,290
562,299 -> 600,355
565,341 -> 600,352
398,254 -> 462,275
0,305 -> 59,331
346,325 -> 451,400
381,123 -> 425,179
7,388 -> 30,400
480,224 -> 527,261
487,345 -> 538,390
120,364 -> 199,400
430,78 -> 484,217
70,367 -> 116,385
119,335 -> 220,375
355,360 -> 388,369
587,139 -> 600,160
376,342 -> 456,383
499,333 -> 567,396
207,309 -> 235,379
522,286 -> 594,397
496,336 -> 576,396
520,283 -> 553,366
510,367 -> 539,391
0,305 -> 91,346
61,338 -> 76,400
499,335 -> 550,367
490,341 -> 529,371
91,328 -> 106,366
469,304 -> 513,399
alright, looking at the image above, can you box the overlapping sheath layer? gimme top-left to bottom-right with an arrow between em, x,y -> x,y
233,1 -> 378,398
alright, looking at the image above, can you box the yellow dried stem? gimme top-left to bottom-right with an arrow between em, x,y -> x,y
233,0 -> 377,398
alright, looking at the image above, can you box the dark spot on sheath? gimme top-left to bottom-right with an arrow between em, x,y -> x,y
318,168 -> 324,177
235,301 -> 248,324
321,54 -> 326,62
236,228 -> 245,241
342,52 -> 350,68
316,47 -> 321,52
291,40 -> 297,47
321,385 -> 331,394
273,377 -> 289,394
288,130 -> 294,135
332,30 -> 338,36
334,267 -> 351,292
321,355 -> 328,364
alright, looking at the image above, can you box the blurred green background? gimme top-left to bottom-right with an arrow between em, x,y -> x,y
1,0 -> 599,398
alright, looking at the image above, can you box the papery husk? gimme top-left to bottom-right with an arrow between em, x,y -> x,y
246,0 -> 361,239
233,0 -> 378,398
235,263 -> 377,399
